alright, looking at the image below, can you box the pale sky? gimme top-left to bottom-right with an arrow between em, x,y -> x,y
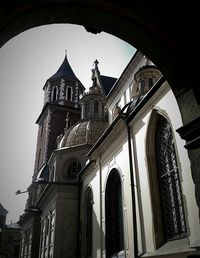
0,24 -> 136,224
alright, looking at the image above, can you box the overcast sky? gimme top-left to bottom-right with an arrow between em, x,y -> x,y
0,24 -> 136,224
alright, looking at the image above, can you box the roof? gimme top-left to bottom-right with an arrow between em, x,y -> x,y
49,55 -> 77,80
0,203 -> 8,216
6,222 -> 21,229
33,163 -> 50,182
100,75 -> 117,95
58,119 -> 108,148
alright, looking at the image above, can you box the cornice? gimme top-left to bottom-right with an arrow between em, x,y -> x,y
106,51 -> 143,107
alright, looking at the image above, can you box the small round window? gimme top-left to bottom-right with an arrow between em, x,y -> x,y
68,162 -> 81,179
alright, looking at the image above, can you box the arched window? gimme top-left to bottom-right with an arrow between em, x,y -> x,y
67,161 -> 81,179
84,188 -> 93,258
94,100 -> 99,118
140,79 -> 145,94
85,101 -> 90,119
155,116 -> 187,241
148,77 -> 153,88
105,169 -> 124,258
52,87 -> 58,101
146,111 -> 187,248
67,86 -> 72,101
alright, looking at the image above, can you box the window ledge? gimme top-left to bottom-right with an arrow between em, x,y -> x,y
141,238 -> 197,257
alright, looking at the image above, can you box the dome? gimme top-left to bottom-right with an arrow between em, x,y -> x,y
58,119 -> 108,148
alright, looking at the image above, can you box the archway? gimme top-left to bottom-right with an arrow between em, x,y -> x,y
0,0 -> 199,213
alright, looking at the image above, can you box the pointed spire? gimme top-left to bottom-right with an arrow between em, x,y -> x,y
49,51 -> 77,80
0,203 -> 8,216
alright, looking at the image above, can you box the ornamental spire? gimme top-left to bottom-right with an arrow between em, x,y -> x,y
94,59 -> 99,68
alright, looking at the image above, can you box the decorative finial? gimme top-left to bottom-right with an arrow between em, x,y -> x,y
65,50 -> 67,57
94,59 -> 99,68
91,68 -> 95,80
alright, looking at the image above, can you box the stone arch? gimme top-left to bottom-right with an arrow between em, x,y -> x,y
105,168 -> 125,258
1,0 -> 199,215
0,2 -> 199,102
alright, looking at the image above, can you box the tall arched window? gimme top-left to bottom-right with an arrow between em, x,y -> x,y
94,100 -> 99,118
52,87 -> 58,101
148,77 -> 153,88
155,116 -> 187,241
85,101 -> 90,119
105,169 -> 124,258
84,188 -> 93,258
67,86 -> 72,101
146,111 -> 187,248
140,79 -> 145,94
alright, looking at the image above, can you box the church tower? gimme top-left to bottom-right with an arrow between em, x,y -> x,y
19,53 -> 85,258
33,52 -> 85,174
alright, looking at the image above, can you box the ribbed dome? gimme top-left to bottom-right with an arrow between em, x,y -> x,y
58,119 -> 108,148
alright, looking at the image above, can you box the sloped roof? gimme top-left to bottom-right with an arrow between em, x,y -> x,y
100,75 -> 117,95
0,203 -> 8,216
49,55 -> 77,80
7,222 -> 21,229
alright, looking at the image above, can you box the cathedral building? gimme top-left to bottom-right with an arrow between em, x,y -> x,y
19,51 -> 200,258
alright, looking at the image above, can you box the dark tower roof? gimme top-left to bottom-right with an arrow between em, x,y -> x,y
49,53 -> 77,80
0,203 -> 8,216
100,75 -> 117,95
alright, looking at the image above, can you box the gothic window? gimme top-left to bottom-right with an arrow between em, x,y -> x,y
140,79 -> 145,94
148,77 -> 153,88
94,100 -> 99,118
68,161 -> 81,179
155,116 -> 187,241
85,101 -> 90,119
52,87 -> 58,101
105,169 -> 124,258
67,86 -> 72,101
84,188 -> 93,258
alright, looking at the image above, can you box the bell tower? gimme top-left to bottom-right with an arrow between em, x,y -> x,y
134,56 -> 162,96
33,52 -> 85,174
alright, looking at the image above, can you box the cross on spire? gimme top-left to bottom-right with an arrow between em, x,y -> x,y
94,59 -> 99,68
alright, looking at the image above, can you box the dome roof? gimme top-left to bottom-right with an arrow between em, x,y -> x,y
58,119 -> 108,148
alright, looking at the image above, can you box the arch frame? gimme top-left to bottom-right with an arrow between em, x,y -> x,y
145,107 -> 187,249
104,166 -> 127,258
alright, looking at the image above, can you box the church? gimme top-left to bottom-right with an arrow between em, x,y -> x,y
18,51 -> 200,258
